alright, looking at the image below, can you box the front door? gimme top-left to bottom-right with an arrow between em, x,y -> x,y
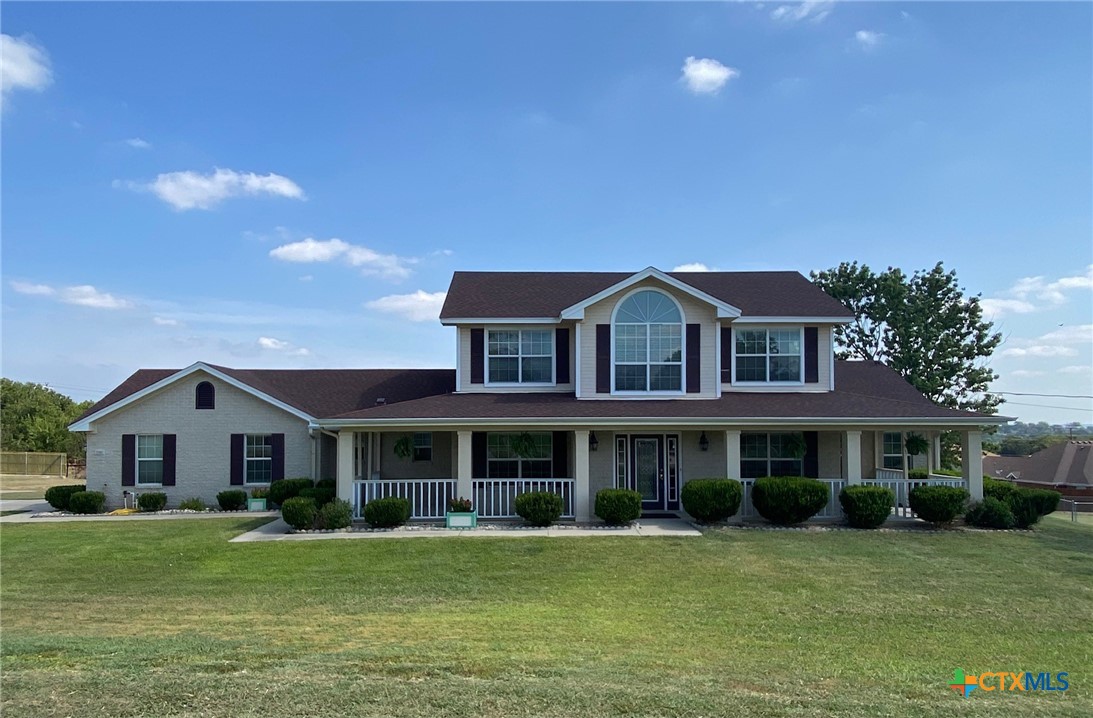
627,434 -> 680,512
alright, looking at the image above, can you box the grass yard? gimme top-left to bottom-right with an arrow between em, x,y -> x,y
2,517 -> 1091,717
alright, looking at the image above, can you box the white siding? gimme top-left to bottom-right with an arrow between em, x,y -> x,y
456,324 -> 575,393
722,324 -> 834,393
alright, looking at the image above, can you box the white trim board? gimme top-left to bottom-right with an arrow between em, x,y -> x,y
561,267 -> 742,321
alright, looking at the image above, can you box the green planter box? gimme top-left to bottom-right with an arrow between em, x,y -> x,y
446,511 -> 477,529
247,498 -> 267,512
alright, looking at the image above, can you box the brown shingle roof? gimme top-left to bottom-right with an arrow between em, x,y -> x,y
984,442 -> 1093,487
439,271 -> 855,320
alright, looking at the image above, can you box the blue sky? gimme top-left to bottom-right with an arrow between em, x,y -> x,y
2,2 -> 1091,424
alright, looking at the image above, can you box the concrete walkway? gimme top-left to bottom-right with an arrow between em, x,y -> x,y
0,499 -> 51,514
0,509 -> 280,524
230,517 -> 702,542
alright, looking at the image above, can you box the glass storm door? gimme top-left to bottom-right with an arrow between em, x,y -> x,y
631,436 -> 663,510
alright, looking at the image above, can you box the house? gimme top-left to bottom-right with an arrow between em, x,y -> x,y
70,267 -> 1004,520
984,441 -> 1093,498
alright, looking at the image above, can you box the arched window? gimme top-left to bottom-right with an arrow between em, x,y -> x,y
195,381 -> 215,410
613,290 -> 683,392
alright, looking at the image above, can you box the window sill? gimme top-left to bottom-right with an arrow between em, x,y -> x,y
484,382 -> 556,388
134,484 -> 163,488
732,381 -> 805,387
244,482 -> 271,487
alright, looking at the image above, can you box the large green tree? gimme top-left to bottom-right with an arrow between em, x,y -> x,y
0,379 -> 94,457
811,262 -> 1002,415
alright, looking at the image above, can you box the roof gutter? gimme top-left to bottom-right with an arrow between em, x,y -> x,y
314,415 -> 1012,429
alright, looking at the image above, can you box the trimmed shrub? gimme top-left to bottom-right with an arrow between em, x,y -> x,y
299,487 -> 335,507
68,490 -> 105,514
1007,489 -> 1047,529
515,491 -> 564,527
315,478 -> 336,490
268,477 -> 313,507
363,496 -> 411,529
1025,488 -> 1061,517
316,498 -> 353,530
909,468 -> 963,481
179,497 -> 206,511
908,485 -> 968,526
984,477 -> 1018,503
751,477 -> 829,525
839,485 -> 894,529
594,489 -> 642,525
44,484 -> 86,511
282,496 -> 317,530
680,479 -> 743,523
137,492 -> 167,512
965,497 -> 1015,529
217,489 -> 248,511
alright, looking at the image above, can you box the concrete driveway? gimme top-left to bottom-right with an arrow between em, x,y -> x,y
0,499 -> 51,513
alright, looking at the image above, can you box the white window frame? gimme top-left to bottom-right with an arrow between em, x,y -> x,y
136,434 -> 164,486
731,326 -> 805,386
245,434 -> 273,486
739,432 -> 804,479
484,328 -> 556,386
412,432 -> 432,462
486,432 -> 553,479
610,288 -> 686,396
882,431 -> 904,470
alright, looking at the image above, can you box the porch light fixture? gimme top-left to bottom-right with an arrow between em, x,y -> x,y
589,432 -> 599,451
699,431 -> 710,452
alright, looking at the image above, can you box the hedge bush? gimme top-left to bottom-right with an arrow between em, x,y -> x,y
965,497 -> 1015,529
838,485 -> 894,529
68,490 -> 105,514
216,489 -> 248,511
1025,488 -> 1061,517
268,478 -> 314,507
363,496 -> 411,528
315,478 -> 336,490
299,487 -> 335,507
594,489 -> 642,525
317,499 -> 353,530
137,492 -> 167,512
680,479 -> 743,523
514,491 -> 564,527
179,497 -> 206,511
908,485 -> 968,526
984,477 -> 1018,502
1006,490 -> 1046,529
44,484 -> 86,511
751,477 -> 829,525
282,496 -> 318,530
983,479 -> 1060,528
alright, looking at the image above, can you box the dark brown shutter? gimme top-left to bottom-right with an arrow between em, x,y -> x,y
271,433 -> 285,482
803,431 -> 819,478
596,324 -> 611,393
804,327 -> 819,383
552,431 -> 568,478
470,328 -> 484,384
162,434 -> 177,486
720,327 -> 733,383
472,432 -> 487,478
686,324 -> 701,393
230,434 -> 244,485
121,434 -> 136,486
555,328 -> 570,384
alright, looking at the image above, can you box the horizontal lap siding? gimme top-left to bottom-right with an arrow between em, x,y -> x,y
457,325 -> 576,393
722,324 -> 834,393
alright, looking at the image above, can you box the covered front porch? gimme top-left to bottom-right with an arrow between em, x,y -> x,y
327,424 -> 986,523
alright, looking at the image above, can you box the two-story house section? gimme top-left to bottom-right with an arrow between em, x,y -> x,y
72,267 -> 1005,521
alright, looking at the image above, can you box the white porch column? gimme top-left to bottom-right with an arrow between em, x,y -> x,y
926,430 -> 935,476
962,430 -> 984,500
725,430 -> 741,480
574,430 -> 590,522
336,430 -> 355,504
845,430 -> 862,484
456,430 -> 473,501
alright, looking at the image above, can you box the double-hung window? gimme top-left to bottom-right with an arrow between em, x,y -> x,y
740,433 -> 804,478
486,433 -> 552,479
735,328 -> 802,383
613,290 -> 683,392
412,432 -> 432,462
882,432 -> 904,470
136,434 -> 164,485
245,434 -> 273,484
487,330 -> 553,384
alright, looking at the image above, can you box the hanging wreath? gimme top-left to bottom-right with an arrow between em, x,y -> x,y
393,435 -> 414,460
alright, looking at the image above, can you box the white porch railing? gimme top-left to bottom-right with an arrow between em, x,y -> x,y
473,479 -> 575,519
864,470 -> 966,518
354,479 -> 456,520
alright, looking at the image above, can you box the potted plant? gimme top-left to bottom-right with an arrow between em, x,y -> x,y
248,487 -> 269,512
445,496 -> 477,529
393,435 -> 414,460
905,433 -> 929,456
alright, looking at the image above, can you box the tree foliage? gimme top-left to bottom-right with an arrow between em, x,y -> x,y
0,379 -> 94,457
811,262 -> 1002,415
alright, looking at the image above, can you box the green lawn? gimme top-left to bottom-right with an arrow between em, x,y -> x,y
2,517 -> 1091,717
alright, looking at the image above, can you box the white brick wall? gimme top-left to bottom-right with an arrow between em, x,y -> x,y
85,372 -> 312,509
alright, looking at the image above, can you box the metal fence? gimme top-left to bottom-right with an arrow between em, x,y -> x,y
1060,498 -> 1093,521
0,452 -> 68,477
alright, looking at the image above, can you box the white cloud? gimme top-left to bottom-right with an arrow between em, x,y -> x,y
1059,365 -> 1092,375
980,297 -> 1036,318
118,168 -> 305,210
1037,324 -> 1093,345
854,30 -> 885,50
365,290 -> 447,322
1009,370 -> 1045,378
124,138 -> 151,149
269,238 -> 415,280
672,263 -> 715,272
680,57 -> 739,95
153,316 -> 179,326
298,275 -> 314,282
258,336 -> 310,356
771,2 -> 833,23
59,285 -> 133,310
10,280 -> 55,296
1001,346 -> 1078,358
1,34 -> 52,109
981,266 -> 1093,317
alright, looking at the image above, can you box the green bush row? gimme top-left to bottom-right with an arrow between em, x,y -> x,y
68,491 -> 105,514
44,484 -> 86,511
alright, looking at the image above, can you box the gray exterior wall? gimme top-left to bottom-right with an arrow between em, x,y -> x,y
375,431 -> 454,479
84,372 -> 312,508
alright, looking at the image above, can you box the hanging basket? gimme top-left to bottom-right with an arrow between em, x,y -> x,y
904,433 -> 929,457
393,435 -> 414,460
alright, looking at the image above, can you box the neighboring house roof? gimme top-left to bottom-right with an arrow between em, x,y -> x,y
439,270 -> 856,321
983,441 -> 1093,487
325,361 -> 1001,425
